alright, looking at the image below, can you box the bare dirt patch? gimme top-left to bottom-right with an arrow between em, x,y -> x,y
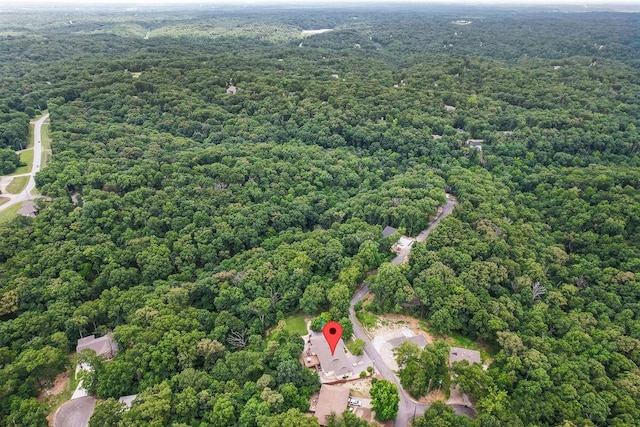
419,389 -> 446,404
374,314 -> 435,343
39,370 -> 70,401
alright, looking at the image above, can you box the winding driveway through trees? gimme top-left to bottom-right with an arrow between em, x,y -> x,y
349,195 -> 458,427
0,113 -> 49,213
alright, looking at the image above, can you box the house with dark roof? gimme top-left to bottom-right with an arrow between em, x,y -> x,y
76,334 -> 118,359
313,384 -> 350,426
382,225 -> 398,237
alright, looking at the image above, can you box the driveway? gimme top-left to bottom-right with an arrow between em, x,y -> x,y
53,396 -> 96,427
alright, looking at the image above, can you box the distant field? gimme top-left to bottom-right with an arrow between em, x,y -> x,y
0,202 -> 22,223
6,176 -> 29,194
10,150 -> 33,175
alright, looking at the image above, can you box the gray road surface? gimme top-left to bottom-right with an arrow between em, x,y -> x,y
53,396 -> 96,427
0,113 -> 49,213
350,194 -> 458,426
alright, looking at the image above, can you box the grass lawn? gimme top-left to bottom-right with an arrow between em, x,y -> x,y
6,176 -> 29,194
42,123 -> 52,150
345,338 -> 365,356
282,313 -> 308,336
27,121 -> 34,149
356,310 -> 378,329
10,150 -> 33,175
0,202 -> 22,223
419,320 -> 495,362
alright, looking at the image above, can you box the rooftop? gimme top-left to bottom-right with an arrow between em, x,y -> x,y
314,384 -> 350,426
382,225 -> 398,237
310,334 -> 352,378
76,334 -> 118,359
449,347 -> 481,367
17,200 -> 37,217
118,394 -> 138,409
388,334 -> 428,349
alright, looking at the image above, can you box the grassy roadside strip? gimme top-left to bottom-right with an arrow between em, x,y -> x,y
0,202 -> 22,223
6,176 -> 29,194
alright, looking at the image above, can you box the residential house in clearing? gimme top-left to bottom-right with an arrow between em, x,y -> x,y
308,334 -> 352,379
76,334 -> 118,359
226,85 -> 237,95
313,384 -> 350,426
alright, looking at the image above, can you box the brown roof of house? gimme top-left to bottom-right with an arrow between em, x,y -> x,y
449,347 -> 481,367
76,334 -> 118,358
17,200 -> 37,217
310,334 -> 352,378
314,384 -> 350,426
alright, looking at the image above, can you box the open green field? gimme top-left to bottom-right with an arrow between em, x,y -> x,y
9,150 -> 33,176
6,176 -> 29,194
0,202 -> 22,223
281,313 -> 308,336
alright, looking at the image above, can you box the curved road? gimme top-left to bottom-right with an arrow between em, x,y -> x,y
349,195 -> 458,427
0,113 -> 48,213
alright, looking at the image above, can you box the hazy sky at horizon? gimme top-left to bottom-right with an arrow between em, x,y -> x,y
5,0 -> 640,5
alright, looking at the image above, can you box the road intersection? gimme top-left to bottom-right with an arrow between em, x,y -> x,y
0,113 -> 49,213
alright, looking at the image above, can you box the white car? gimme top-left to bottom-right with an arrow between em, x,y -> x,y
348,398 -> 361,406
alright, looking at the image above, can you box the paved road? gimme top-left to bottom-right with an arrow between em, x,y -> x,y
415,196 -> 457,243
0,113 -> 48,213
349,194 -> 458,426
53,396 -> 96,427
390,196 -> 458,266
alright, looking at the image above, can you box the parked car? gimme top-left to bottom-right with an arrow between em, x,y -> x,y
348,398 -> 362,406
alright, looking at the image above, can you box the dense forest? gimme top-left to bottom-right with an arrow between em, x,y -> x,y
1,4 -> 640,426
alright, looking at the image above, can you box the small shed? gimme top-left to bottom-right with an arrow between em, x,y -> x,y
226,85 -> 237,95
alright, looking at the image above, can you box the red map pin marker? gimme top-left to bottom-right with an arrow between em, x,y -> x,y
322,321 -> 343,356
